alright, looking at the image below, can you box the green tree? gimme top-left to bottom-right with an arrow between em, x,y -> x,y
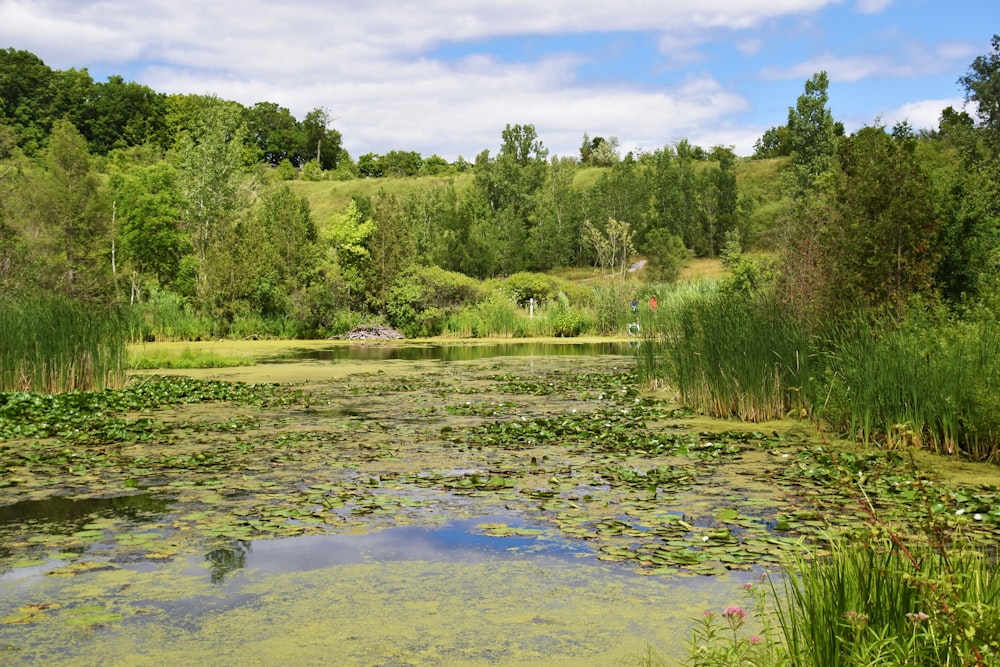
752,125 -> 792,159
322,199 -> 374,311
110,161 -> 189,292
0,48 -> 56,155
787,72 -> 837,194
528,156 -> 584,269
584,217 -> 635,281
85,75 -> 168,153
171,99 -> 250,290
28,119 -> 110,298
365,190 -> 416,311
302,107 -> 342,170
244,101 -> 303,166
959,34 -> 1000,159
783,124 -> 942,319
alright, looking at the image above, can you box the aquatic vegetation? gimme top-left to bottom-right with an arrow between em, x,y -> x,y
0,296 -> 130,392
2,348 -> 1000,664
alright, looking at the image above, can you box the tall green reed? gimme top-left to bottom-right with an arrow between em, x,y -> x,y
639,289 -> 811,421
821,316 -> 1000,460
0,296 -> 129,392
772,538 -> 1000,666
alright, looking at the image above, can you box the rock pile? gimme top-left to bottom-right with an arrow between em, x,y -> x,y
343,324 -> 405,340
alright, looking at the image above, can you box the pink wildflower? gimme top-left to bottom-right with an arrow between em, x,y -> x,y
748,635 -> 762,645
743,582 -> 754,591
723,605 -> 747,620
906,612 -> 929,624
722,605 -> 747,629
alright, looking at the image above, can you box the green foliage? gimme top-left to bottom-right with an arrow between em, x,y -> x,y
780,124 -> 943,322
959,34 -> 1000,159
787,71 -> 837,194
19,119 -> 111,299
275,159 -> 297,180
110,161 -> 189,286
386,266 -> 483,337
718,252 -> 778,297
772,539 -> 1000,666
819,313 -> 1000,460
643,228 -> 690,283
0,295 -> 129,391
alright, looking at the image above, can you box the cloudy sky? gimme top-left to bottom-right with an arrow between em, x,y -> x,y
1,0 -> 996,160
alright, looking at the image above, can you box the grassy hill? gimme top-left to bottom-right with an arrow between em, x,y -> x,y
288,158 -> 791,250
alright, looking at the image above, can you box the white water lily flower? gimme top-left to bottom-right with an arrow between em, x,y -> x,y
956,509 -> 965,515
974,513 -> 983,521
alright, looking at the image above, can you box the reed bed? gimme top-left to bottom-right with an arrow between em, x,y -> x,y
0,296 -> 130,392
820,317 -> 1000,461
639,290 -> 811,422
639,283 -> 1000,460
773,540 -> 1000,666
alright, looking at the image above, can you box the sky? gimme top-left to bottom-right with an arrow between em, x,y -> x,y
1,0 -> 997,161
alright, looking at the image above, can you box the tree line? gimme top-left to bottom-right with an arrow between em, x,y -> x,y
1,39 -> 999,339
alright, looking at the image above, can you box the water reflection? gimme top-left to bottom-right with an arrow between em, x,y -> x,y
206,540 -> 252,583
267,341 -> 629,363
0,493 -> 169,526
232,517 -> 589,578
0,493 -> 173,561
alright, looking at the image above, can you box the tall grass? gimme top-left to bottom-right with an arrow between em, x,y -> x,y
639,289 -> 811,421
0,296 -> 130,392
820,317 -> 1000,460
639,284 -> 1000,460
773,540 -> 1000,666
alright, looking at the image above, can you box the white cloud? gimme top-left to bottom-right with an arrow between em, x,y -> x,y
760,40 -> 979,83
855,0 -> 892,14
880,98 -> 963,131
0,0 -> 977,159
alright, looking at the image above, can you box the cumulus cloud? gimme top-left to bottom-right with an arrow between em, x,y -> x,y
760,40 -> 979,83
880,98 -> 963,131
855,0 -> 892,14
0,0 -> 978,159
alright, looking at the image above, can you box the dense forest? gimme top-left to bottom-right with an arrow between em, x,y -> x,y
1,39 -> 998,341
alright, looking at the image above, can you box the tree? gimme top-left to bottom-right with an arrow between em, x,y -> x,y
244,101 -> 303,166
787,72 -> 837,194
110,161 -> 188,293
782,124 -> 942,319
960,35 -> 1000,144
28,119 -> 110,298
752,125 -> 792,159
584,217 -> 635,281
0,48 -> 56,155
302,107 -> 342,170
172,99 -> 249,289
365,190 -> 415,311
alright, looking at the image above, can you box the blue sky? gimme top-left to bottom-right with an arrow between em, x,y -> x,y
1,0 -> 996,160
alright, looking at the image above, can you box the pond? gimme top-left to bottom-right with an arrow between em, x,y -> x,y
3,340 -> 1000,665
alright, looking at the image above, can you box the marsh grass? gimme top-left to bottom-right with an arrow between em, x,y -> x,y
133,288 -> 216,341
445,293 -> 597,338
640,290 -> 810,421
639,284 -> 1000,460
129,347 -> 257,370
772,539 -> 1000,666
0,296 -> 129,392
821,317 -> 1000,460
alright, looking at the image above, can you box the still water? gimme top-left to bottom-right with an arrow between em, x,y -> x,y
0,343 -> 750,666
